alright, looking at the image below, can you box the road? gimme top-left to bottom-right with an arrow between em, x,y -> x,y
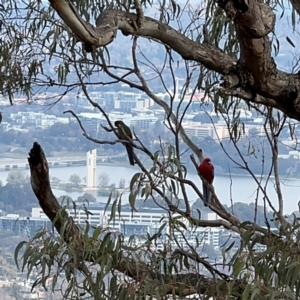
0,152 -> 127,167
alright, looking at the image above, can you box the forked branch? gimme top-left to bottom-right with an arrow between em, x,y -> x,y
48,0 -> 300,121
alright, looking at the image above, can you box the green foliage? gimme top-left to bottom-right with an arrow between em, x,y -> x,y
6,170 -> 29,186
77,192 -> 97,203
14,203 -> 124,299
98,172 -> 110,187
0,182 -> 36,213
69,173 -> 82,186
224,216 -> 300,299
15,199 -> 220,298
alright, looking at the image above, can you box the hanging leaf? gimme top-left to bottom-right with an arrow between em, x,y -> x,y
286,36 -> 295,48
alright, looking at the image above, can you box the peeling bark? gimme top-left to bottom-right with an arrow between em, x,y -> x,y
289,0 -> 300,18
49,0 -> 117,51
225,1 -> 275,38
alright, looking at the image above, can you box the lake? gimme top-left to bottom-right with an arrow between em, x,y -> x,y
0,164 -> 300,214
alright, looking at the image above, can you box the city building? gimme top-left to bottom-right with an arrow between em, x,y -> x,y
78,112 -> 132,130
103,92 -> 118,110
9,111 -> 69,129
115,92 -> 138,112
31,207 -> 104,226
86,149 -> 97,189
182,122 -> 214,139
31,206 -> 167,229
103,207 -> 167,228
120,222 -> 149,236
89,91 -> 105,106
130,115 -> 158,129
147,222 -> 224,248
202,211 -> 224,221
0,215 -> 52,235
28,205 -> 228,249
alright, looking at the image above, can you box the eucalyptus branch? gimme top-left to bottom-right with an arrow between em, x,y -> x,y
265,107 -> 285,219
175,248 -> 229,280
129,38 -> 203,162
190,154 -> 274,239
73,60 -> 116,133
164,47 -> 177,136
63,110 -> 123,145
211,112 -> 277,215
130,39 -> 189,215
172,64 -> 195,216
134,0 -> 144,27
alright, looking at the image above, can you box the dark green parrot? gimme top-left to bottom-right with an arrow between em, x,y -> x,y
114,120 -> 134,166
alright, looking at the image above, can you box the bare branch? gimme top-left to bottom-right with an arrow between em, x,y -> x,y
134,0 -> 144,28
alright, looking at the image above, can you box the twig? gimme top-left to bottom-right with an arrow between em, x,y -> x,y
134,0 -> 144,27
63,110 -> 123,145
228,165 -> 234,215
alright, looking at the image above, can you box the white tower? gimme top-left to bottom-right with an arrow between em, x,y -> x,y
86,149 -> 97,188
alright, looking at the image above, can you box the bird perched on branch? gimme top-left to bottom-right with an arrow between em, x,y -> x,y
199,158 -> 214,206
114,120 -> 135,166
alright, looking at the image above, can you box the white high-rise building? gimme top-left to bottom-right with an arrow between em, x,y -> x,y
86,149 -> 97,188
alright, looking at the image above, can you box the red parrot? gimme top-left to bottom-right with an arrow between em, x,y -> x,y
198,158 -> 214,206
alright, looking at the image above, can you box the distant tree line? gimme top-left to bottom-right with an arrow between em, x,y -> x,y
136,196 -> 275,226
0,171 -> 36,215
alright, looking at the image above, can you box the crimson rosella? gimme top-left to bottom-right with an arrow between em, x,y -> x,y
199,158 -> 214,206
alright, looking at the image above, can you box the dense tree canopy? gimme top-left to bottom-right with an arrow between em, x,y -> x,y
2,0 -> 300,299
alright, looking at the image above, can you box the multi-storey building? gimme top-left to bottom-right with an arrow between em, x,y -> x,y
31,206 -> 104,226
13,207 -> 228,249
130,115 -> 158,130
147,222 -> 224,248
0,215 -> 52,235
102,207 -> 167,227
182,122 -> 214,139
31,206 -> 167,227
10,111 -> 69,129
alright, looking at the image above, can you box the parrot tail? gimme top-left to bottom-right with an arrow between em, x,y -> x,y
202,182 -> 210,206
125,144 -> 135,166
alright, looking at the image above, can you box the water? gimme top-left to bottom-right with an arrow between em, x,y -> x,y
0,164 -> 300,214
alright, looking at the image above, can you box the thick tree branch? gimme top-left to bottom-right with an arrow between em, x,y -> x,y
28,142 -> 81,244
219,0 -> 300,119
49,0 -> 235,74
49,0 -> 116,52
48,0 -> 300,121
290,0 -> 300,17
